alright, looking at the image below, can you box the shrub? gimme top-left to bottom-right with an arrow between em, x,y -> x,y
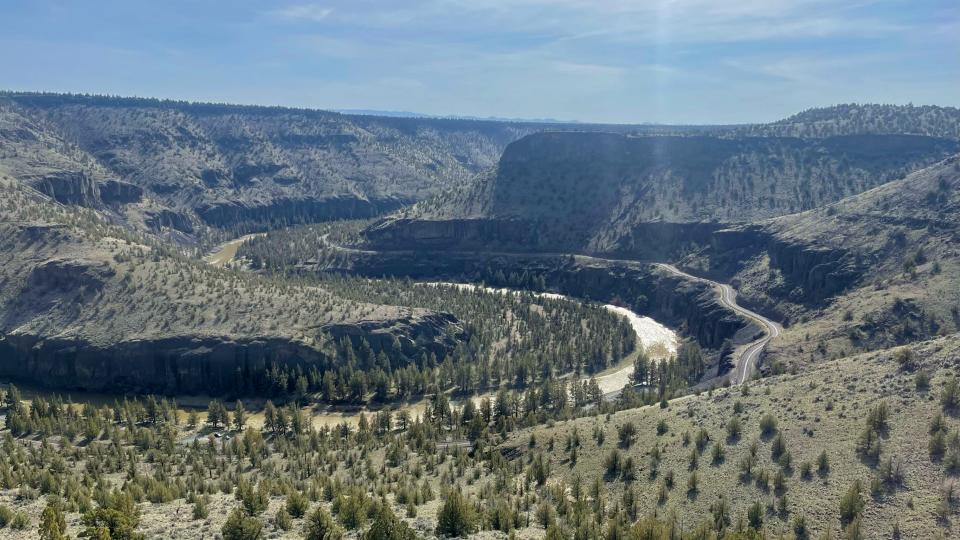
304,506 -> 344,540
686,471 -> 698,495
930,430 -> 947,460
711,442 -> 725,465
222,507 -> 263,540
618,422 -> 637,448
839,480 -> 865,523
8,511 -> 28,530
747,500 -> 763,529
38,498 -> 68,540
192,496 -> 209,520
286,491 -> 309,518
866,401 -> 890,433
0,505 -> 12,527
435,490 -> 476,537
726,417 -> 742,442
604,450 -> 622,477
363,505 -> 418,540
695,428 -> 710,452
709,496 -> 730,532
759,413 -> 778,437
771,433 -> 786,460
80,490 -> 143,540
942,376 -> 960,411
817,451 -> 830,476
273,508 -> 293,531
793,514 -> 808,539
894,347 -> 916,371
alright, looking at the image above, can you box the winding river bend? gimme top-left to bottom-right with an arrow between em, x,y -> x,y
205,233 -> 782,403
203,237 -> 679,400
421,282 -> 679,397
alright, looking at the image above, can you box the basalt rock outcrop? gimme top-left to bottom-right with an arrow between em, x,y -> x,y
26,171 -> 102,207
0,311 -> 462,395
708,226 -> 862,305
24,172 -> 144,209
369,131 -> 959,256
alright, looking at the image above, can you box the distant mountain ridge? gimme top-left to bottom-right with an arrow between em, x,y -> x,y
3,92 -> 958,245
337,108 -> 581,124
735,103 -> 960,139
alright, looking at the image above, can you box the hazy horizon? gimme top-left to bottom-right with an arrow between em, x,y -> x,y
2,0 -> 958,125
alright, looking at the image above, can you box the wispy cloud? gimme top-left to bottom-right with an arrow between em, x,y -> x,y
269,4 -> 333,23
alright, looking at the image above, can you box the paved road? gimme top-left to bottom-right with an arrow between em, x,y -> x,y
226,233 -> 781,387
654,263 -> 782,384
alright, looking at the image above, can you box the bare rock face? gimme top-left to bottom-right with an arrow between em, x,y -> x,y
0,333 -> 330,394
196,196 -> 409,229
323,312 -> 465,359
144,209 -> 195,234
0,311 -> 465,395
24,172 -> 143,208
27,171 -> 101,207
27,258 -> 115,292
99,179 -> 143,204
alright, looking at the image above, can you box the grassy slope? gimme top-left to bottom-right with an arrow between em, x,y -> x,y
500,334 -> 960,538
723,156 -> 960,372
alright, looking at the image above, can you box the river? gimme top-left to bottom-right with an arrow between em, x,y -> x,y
422,282 -> 678,396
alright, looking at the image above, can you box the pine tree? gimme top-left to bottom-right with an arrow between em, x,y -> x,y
233,400 -> 247,431
38,498 -> 68,540
304,506 -> 343,540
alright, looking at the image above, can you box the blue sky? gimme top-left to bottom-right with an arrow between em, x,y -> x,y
1,0 -> 957,124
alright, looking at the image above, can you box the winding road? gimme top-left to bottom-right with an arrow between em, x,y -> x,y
305,235 -> 783,386
207,233 -> 782,387
654,263 -> 782,384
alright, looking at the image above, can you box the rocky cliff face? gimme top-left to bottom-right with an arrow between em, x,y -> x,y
708,226 -> 862,305
0,312 -> 461,395
197,196 -> 410,230
369,131 -> 959,255
26,172 -> 102,207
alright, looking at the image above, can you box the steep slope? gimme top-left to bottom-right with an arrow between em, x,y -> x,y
0,177 -> 462,394
0,92 -> 571,232
695,155 -> 960,371
365,131 -> 959,254
497,333 -> 960,539
0,100 -> 198,242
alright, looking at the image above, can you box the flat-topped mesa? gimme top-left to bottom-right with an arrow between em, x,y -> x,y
365,131 -> 959,258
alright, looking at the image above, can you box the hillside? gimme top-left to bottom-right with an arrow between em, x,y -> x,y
1,329 -> 956,539
735,104 -> 960,139
365,131 -> 959,254
494,333 -> 960,539
0,176 -> 463,395
691,155 -> 960,372
0,93 -> 684,237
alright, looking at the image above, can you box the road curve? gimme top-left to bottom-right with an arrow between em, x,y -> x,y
248,233 -> 781,386
654,263 -> 781,384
